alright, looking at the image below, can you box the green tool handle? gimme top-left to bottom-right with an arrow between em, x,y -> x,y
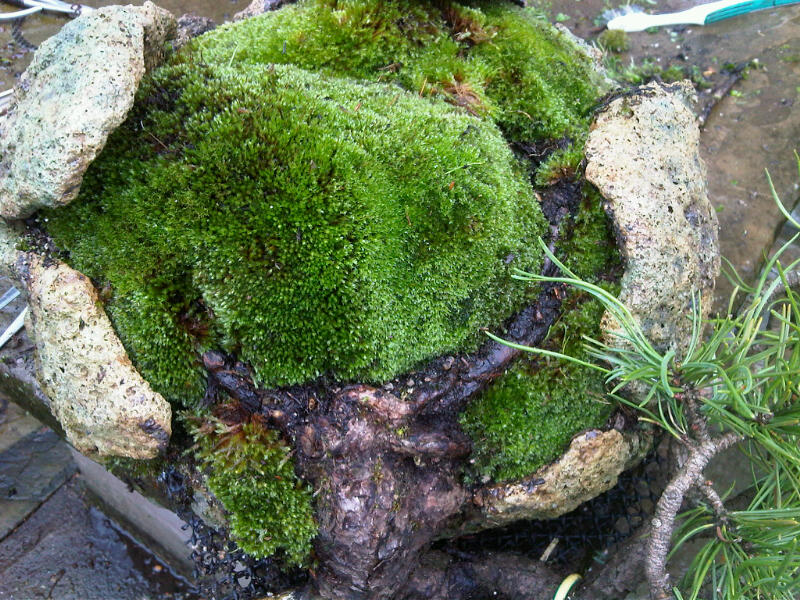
706,0 -> 800,23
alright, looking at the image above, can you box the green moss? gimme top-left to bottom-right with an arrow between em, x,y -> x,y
559,185 -> 619,279
104,455 -> 167,484
603,55 -> 711,89
44,0 -> 610,406
533,143 -> 585,186
43,0 -> 621,488
47,60 -> 544,402
192,0 -> 606,142
460,188 -> 620,482
597,29 -> 629,54
190,415 -> 317,565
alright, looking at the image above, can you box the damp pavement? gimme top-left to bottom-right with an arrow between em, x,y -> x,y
3,0 -> 800,597
0,398 -> 198,599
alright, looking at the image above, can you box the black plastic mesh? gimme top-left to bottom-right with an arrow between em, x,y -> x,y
444,448 -> 667,570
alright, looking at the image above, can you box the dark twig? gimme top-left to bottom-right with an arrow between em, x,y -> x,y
681,387 -> 710,443
696,480 -> 728,522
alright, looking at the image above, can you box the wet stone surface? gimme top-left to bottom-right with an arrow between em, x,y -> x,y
0,400 -> 196,599
0,423 -> 75,539
0,478 -> 198,600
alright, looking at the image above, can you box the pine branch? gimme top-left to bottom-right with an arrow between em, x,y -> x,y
645,431 -> 743,599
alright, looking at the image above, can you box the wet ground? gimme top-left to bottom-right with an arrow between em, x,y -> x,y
2,0 -> 800,597
0,402 -> 197,600
558,0 -> 800,306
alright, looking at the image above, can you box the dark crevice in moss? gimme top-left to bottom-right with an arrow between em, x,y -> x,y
460,184 -> 621,483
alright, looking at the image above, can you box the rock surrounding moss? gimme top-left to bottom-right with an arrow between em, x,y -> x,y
44,0 -> 605,406
461,189 -> 620,482
41,0 -> 618,538
189,413 -> 317,565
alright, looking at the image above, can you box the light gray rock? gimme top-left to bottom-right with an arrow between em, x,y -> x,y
585,81 -> 720,357
23,254 -> 171,459
139,2 -> 178,72
469,429 -> 649,527
0,2 -> 176,220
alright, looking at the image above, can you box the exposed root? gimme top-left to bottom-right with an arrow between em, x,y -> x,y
191,182 -> 590,598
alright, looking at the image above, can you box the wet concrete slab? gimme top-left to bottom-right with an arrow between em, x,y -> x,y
0,398 -> 40,454
0,424 -> 75,540
0,388 -> 75,541
0,478 -> 197,600
71,450 -> 196,579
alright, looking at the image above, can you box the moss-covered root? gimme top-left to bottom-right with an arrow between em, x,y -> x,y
460,297 -> 613,482
189,409 -> 317,566
461,188 -> 620,483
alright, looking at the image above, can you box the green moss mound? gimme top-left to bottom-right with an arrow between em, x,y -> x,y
194,0 -> 605,143
460,189 -> 620,482
46,58 -> 543,403
190,414 -> 317,565
43,0 -> 621,493
44,0 -> 607,406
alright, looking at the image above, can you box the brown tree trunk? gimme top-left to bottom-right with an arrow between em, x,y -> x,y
197,185 -> 583,599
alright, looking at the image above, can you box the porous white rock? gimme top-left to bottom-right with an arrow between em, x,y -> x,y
471,429 -> 648,526
0,2 -> 176,219
585,81 -> 720,356
23,254 -> 171,458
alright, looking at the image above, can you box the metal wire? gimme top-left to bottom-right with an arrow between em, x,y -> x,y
0,5 -> 41,20
4,0 -> 92,17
